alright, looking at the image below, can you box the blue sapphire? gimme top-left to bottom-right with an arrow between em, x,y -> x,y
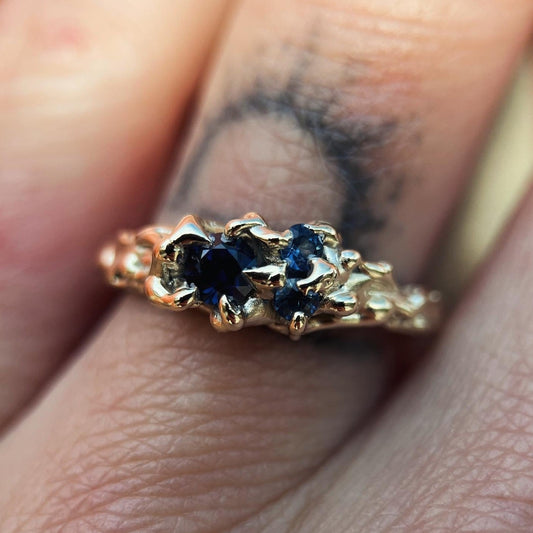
280,224 -> 324,277
182,234 -> 260,306
273,224 -> 326,321
272,280 -> 321,321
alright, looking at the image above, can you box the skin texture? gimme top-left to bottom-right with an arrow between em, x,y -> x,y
0,1 -> 532,532
172,84 -> 398,252
0,0 -> 231,429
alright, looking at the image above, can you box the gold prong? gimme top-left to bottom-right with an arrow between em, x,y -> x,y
289,311 -> 308,340
362,261 -> 393,278
218,295 -> 244,331
136,226 -> 172,247
172,286 -> 199,309
224,215 -> 266,238
340,249 -> 361,272
306,222 -> 342,245
145,276 -> 198,310
242,264 -> 286,291
249,225 -> 291,248
159,215 -> 211,261
145,275 -> 173,306
296,258 -> 337,294
322,289 -> 357,316
209,309 -> 225,332
243,212 -> 267,223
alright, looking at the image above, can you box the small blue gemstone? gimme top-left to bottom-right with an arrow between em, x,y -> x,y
272,280 -> 321,321
280,224 -> 324,278
182,234 -> 260,306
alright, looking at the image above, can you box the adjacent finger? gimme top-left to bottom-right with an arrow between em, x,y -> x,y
0,0 -> 230,428
277,179 -> 533,532
1,1 -> 533,532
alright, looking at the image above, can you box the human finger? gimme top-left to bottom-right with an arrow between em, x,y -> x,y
1,1 -> 533,532
0,0 -> 230,428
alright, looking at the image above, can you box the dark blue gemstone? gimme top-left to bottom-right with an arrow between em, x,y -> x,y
280,224 -> 324,278
272,280 -> 321,321
182,234 -> 260,306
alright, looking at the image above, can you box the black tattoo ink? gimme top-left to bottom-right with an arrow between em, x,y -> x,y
170,52 -> 408,254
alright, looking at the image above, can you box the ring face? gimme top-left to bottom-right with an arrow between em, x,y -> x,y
179,233 -> 261,306
99,213 -> 441,339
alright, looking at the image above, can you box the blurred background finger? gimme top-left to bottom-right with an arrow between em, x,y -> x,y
0,0 -> 230,428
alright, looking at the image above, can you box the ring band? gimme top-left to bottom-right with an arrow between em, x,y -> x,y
99,213 -> 441,340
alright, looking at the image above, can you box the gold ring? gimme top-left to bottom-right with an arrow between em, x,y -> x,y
99,213 -> 441,340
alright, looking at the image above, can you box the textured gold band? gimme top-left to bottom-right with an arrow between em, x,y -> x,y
99,213 -> 441,340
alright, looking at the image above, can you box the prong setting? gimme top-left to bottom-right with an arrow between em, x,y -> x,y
306,222 -> 342,246
173,285 -> 199,309
296,258 -> 337,294
218,295 -> 244,331
243,264 -> 286,293
249,225 -> 291,247
224,215 -> 266,238
159,215 -> 211,261
340,249 -> 361,272
101,213 -> 442,337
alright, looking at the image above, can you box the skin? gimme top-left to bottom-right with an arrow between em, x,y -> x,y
0,0 -> 532,531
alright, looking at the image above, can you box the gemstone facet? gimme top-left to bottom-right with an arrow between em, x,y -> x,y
273,280 -> 321,321
182,234 -> 260,306
273,224 -> 325,321
280,224 -> 324,278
